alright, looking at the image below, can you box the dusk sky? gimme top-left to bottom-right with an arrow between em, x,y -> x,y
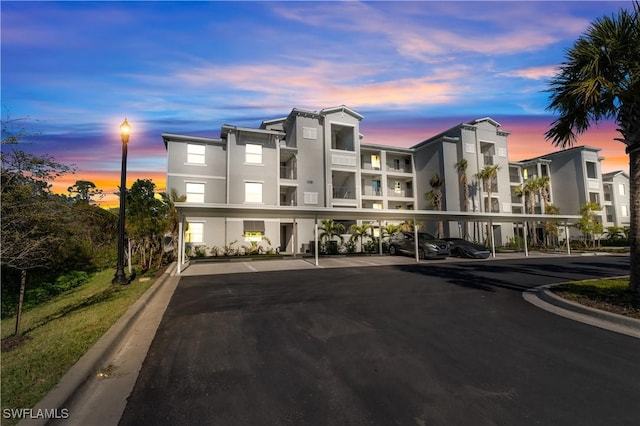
1,1 -> 632,207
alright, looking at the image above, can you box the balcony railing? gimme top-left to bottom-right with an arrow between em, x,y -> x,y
332,186 -> 356,199
362,187 -> 382,196
388,189 -> 413,198
386,165 -> 412,173
280,165 -> 296,180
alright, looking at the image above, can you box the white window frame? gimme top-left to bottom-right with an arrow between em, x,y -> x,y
621,205 -> 629,217
245,144 -> 262,164
618,183 -> 626,196
186,222 -> 204,243
245,182 -> 263,203
186,144 -> 206,165
185,182 -> 205,203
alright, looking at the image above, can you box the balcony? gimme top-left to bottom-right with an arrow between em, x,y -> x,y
388,188 -> 413,198
280,165 -> 296,180
332,186 -> 356,200
280,187 -> 297,206
362,187 -> 382,197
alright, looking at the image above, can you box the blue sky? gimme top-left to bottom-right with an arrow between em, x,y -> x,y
1,1 -> 631,206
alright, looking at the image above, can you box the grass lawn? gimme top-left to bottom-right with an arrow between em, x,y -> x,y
0,269 -> 156,424
552,278 -> 640,319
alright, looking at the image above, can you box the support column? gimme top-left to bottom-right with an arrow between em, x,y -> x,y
489,220 -> 496,258
565,221 -> 571,255
414,219 -> 420,262
523,221 -> 529,257
293,218 -> 298,258
177,219 -> 183,275
378,219 -> 383,255
314,219 -> 319,267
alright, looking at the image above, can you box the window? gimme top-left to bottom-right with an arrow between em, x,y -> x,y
245,182 -> 262,203
372,203 -> 382,209
586,161 -> 597,179
371,155 -> 381,170
589,192 -> 600,204
186,222 -> 203,243
394,181 -> 402,193
393,159 -> 401,170
621,205 -> 629,217
186,182 -> 205,203
243,220 -> 265,241
186,144 -> 206,164
465,143 -> 475,154
245,144 -> 262,164
619,183 -> 626,196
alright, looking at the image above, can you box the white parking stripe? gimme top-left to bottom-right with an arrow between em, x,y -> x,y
243,262 -> 258,272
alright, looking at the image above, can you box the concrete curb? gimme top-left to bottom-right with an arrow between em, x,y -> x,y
18,263 -> 177,426
523,280 -> 640,339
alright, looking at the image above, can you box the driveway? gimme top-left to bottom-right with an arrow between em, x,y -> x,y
120,255 -> 639,426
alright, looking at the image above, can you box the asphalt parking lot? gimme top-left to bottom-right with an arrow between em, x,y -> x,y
120,255 -> 639,426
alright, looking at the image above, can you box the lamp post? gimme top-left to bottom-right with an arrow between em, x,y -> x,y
113,118 -> 130,285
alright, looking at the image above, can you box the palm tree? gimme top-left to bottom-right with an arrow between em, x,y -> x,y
318,219 -> 345,254
160,188 -> 186,261
475,165 -> 501,213
454,158 -> 469,239
475,165 -> 500,246
349,223 -> 372,253
425,173 -> 444,237
534,175 -> 551,214
515,179 -> 539,247
545,1 -> 639,292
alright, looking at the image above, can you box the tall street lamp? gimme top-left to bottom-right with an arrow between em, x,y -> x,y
113,118 -> 130,285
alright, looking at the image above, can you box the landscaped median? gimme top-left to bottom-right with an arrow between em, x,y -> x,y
0,268 -> 159,426
551,278 -> 640,320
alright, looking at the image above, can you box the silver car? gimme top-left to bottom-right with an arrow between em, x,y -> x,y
388,232 -> 450,259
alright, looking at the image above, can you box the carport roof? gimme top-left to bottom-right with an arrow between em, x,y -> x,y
175,203 -> 581,224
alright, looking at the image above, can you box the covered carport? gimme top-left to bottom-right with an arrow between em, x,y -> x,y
173,203 -> 581,274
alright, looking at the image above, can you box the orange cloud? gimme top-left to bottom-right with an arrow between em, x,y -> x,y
51,170 -> 167,209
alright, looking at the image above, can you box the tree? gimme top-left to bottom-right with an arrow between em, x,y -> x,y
454,158 -> 470,239
534,175 -> 551,214
576,202 -> 604,248
475,165 -> 501,213
475,164 -> 501,246
125,179 -> 168,270
425,173 -> 444,237
160,188 -> 187,260
545,1 -> 640,292
318,219 -> 346,254
349,223 -> 372,253
68,180 -> 104,204
1,120 -> 76,335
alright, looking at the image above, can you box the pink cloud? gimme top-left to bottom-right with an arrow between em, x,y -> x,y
501,65 -> 559,80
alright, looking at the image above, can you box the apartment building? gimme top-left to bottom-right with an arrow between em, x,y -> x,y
411,117 -> 515,244
164,105 -> 418,254
163,105 -> 624,253
602,170 -> 631,228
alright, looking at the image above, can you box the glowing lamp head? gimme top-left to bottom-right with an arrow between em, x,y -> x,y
120,118 -> 131,144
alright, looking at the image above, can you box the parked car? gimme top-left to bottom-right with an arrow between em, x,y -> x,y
442,238 -> 491,259
388,232 -> 450,259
